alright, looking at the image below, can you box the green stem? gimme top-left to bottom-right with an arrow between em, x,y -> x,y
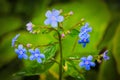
72,37 -> 79,54
57,28 -> 63,80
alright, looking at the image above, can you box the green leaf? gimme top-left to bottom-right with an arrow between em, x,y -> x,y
69,29 -> 79,37
14,60 -> 55,76
113,23 -> 120,74
97,18 -> 120,49
44,45 -> 57,61
64,60 -> 86,80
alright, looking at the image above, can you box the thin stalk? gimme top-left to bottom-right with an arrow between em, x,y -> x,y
57,28 -> 63,80
72,37 -> 79,54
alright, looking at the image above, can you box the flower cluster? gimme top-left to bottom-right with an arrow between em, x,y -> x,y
14,44 -> 45,63
11,8 -> 110,73
79,55 -> 95,70
78,23 -> 92,47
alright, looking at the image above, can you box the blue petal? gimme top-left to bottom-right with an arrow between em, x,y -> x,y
30,55 -> 35,60
45,10 -> 52,17
40,54 -> 45,58
86,39 -> 89,43
79,62 -> 85,67
12,40 -> 15,47
57,16 -> 64,22
12,34 -> 20,47
85,65 -> 90,70
82,43 -> 86,47
87,55 -> 93,61
15,49 -> 19,55
81,57 -> 87,61
83,33 -> 90,39
104,56 -> 110,60
78,40 -> 83,44
90,62 -> 95,67
52,9 -> 60,16
23,49 -> 27,53
14,34 -> 20,39
84,23 -> 89,28
18,55 -> 23,59
37,58 -> 42,63
86,27 -> 92,32
29,49 -> 35,54
23,54 -> 28,59
44,19 -> 50,25
51,21 -> 58,27
80,26 -> 86,32
35,48 -> 40,53
18,45 -> 23,49
79,32 -> 90,39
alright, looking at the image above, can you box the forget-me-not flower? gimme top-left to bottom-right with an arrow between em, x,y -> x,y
12,34 -> 20,47
15,44 -> 28,59
26,22 -> 33,33
29,48 -> 45,63
78,23 -> 92,47
79,55 -> 95,70
44,9 -> 64,27
103,50 -> 110,61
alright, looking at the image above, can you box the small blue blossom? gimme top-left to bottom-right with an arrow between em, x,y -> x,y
29,48 -> 45,63
78,23 -> 92,47
79,55 -> 95,70
26,22 -> 33,33
12,34 -> 20,47
44,9 -> 64,27
15,44 -> 28,59
103,50 -> 110,61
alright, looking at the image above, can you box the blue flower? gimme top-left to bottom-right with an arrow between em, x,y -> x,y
15,44 -> 28,59
29,48 -> 45,63
78,23 -> 92,47
79,55 -> 95,70
26,22 -> 33,32
12,34 -> 20,47
103,50 -> 110,61
44,9 -> 64,27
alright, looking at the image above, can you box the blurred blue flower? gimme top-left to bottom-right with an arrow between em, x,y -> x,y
78,23 -> 92,47
79,55 -> 95,70
29,48 -> 45,63
103,50 -> 110,61
44,9 -> 64,27
26,22 -> 33,33
15,44 -> 28,59
12,34 -> 20,47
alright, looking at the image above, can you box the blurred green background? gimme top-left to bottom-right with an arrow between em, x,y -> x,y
0,0 -> 120,80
